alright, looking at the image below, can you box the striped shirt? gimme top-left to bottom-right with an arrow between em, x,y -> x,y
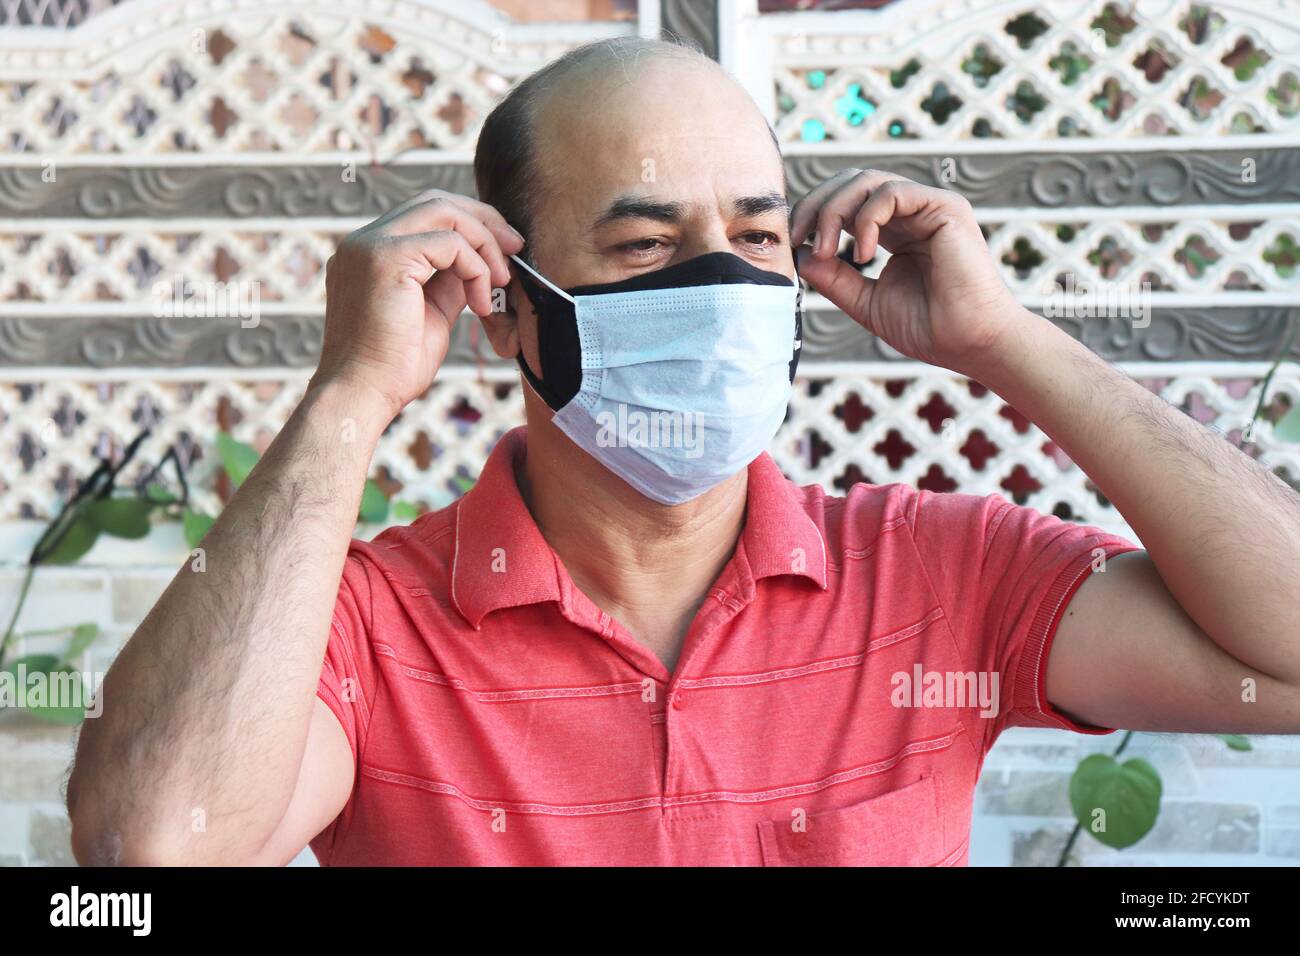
311,426 -> 1137,865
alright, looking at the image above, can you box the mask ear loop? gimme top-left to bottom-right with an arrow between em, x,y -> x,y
790,273 -> 805,384
508,254 -> 574,304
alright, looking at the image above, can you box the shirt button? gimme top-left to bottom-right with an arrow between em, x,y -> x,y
672,694 -> 685,710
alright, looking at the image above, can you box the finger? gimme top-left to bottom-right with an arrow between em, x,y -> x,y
790,168 -> 914,254
795,244 -> 876,328
365,189 -> 524,248
417,191 -> 527,258
357,189 -> 467,244
422,268 -> 469,324
851,180 -> 969,261
362,189 -> 447,233
375,197 -> 515,289
444,193 -> 528,252
810,170 -> 913,261
788,167 -> 860,248
366,189 -> 522,261
384,230 -> 496,318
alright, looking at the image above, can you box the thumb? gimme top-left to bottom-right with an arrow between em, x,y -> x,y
795,244 -> 876,328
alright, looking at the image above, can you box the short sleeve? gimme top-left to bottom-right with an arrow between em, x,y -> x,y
316,550 -> 378,765
906,489 -> 1142,753
310,548 -> 380,862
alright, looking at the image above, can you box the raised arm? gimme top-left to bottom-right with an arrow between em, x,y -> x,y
983,320 -> 1300,733
67,192 -> 523,865
790,167 -> 1300,735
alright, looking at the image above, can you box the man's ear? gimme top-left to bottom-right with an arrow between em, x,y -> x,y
480,278 -> 525,360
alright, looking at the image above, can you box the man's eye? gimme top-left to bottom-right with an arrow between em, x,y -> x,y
739,231 -> 780,248
619,238 -> 666,254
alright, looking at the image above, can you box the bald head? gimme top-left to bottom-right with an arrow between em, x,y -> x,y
473,37 -> 785,270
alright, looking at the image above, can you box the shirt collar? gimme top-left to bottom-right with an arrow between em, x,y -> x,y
450,427 -> 564,630
739,449 -> 830,591
450,427 -> 829,630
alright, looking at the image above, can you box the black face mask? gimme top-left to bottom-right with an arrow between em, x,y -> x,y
509,250 -> 804,412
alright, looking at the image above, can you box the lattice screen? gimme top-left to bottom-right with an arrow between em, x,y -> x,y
0,0 -> 1297,537
769,1 -> 1299,143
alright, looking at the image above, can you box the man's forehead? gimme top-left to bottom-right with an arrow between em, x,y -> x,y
528,55 -> 786,243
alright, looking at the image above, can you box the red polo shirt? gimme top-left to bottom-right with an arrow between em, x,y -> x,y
311,426 -> 1139,865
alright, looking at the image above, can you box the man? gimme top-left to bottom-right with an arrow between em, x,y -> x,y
68,37 -> 1300,866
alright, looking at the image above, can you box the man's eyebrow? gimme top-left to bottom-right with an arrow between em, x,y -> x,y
732,192 -> 789,217
592,196 -> 687,229
591,191 -> 789,230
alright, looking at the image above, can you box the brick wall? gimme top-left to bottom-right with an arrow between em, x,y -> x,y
0,529 -> 325,866
973,730 -> 1300,866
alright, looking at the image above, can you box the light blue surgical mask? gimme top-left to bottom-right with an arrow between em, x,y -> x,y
510,251 -> 803,505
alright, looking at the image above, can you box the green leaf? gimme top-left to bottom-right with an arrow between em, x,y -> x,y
1,653 -> 55,675
1275,404 -> 1300,443
216,432 -> 260,487
359,480 -> 390,523
145,485 -> 178,505
1070,754 -> 1162,850
42,513 -> 100,565
182,508 -> 215,549
86,497 -> 152,539
61,623 -> 99,665
1,654 -> 88,725
392,500 -> 420,522
1218,734 -> 1252,751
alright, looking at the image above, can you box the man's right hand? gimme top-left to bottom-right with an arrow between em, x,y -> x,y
311,191 -> 525,421
65,194 -> 525,864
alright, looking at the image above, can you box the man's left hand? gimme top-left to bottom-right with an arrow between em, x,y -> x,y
789,168 -> 1022,377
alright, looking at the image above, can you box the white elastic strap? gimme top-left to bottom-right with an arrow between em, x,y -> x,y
509,253 -> 575,303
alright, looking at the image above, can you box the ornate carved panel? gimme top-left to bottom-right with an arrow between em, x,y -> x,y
784,148 -> 1300,207
3,306 -> 1299,368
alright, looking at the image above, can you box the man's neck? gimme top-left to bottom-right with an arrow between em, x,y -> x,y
517,413 -> 747,672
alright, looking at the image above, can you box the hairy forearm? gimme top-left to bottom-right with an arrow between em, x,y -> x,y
68,380 -> 389,864
976,313 -> 1300,684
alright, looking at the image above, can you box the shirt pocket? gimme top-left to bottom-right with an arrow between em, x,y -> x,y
756,772 -> 945,866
